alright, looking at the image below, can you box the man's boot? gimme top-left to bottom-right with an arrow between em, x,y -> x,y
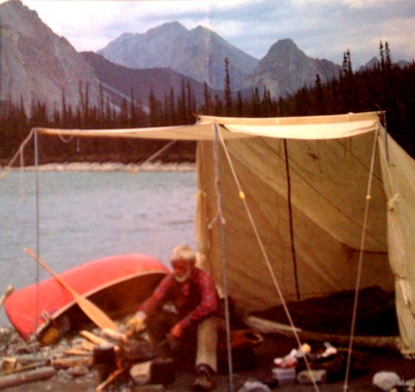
192,364 -> 214,391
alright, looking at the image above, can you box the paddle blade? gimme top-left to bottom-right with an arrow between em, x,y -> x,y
74,294 -> 118,331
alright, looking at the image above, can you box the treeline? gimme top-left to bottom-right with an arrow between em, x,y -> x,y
1,42 -> 414,165
277,44 -> 415,157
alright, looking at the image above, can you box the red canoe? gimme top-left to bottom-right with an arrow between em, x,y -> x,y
5,254 -> 169,343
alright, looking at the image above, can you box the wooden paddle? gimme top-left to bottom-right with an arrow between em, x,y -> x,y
0,284 -> 14,309
24,248 -> 118,332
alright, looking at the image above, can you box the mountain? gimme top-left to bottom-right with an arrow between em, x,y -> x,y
1,0 -> 364,116
0,0 -> 102,115
99,25 -> 341,100
358,56 -> 411,72
81,51 -> 223,110
243,39 -> 341,98
98,21 -> 259,91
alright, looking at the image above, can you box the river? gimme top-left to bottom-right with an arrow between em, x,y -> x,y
0,168 -> 197,326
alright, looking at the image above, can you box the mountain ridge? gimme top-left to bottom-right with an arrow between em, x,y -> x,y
2,0 -> 404,117
81,51 -> 223,110
98,21 -> 342,98
0,0 -> 102,115
244,39 -> 341,97
98,21 -> 259,90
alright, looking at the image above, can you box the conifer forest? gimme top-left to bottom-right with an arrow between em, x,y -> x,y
1,43 -> 414,166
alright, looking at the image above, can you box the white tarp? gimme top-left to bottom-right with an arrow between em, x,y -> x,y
35,111 -> 415,354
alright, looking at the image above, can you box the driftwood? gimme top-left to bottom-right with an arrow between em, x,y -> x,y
0,357 -> 17,372
5,353 -> 49,367
80,330 -> 110,346
0,362 -> 52,378
65,348 -> 92,356
0,285 -> 13,309
0,354 -> 50,378
51,355 -> 93,369
102,328 -> 128,343
81,340 -> 97,351
96,368 -> 125,392
245,315 -> 400,351
0,366 -> 56,390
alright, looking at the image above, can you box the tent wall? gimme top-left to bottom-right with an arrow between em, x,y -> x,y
32,111 -> 415,354
196,131 -> 394,314
378,132 -> 415,355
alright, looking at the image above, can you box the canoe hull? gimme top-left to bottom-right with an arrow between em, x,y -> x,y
5,254 -> 169,342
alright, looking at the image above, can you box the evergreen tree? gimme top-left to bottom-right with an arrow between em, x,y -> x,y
203,82 -> 212,114
224,58 -> 233,115
176,80 -> 187,124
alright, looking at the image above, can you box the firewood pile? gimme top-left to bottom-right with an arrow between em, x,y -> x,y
0,325 -> 168,391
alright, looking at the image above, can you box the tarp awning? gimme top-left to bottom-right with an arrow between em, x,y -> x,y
35,111 -> 381,141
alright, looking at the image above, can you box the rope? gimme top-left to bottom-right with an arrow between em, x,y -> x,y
129,140 -> 178,173
0,127 -> 42,331
342,125 -> 379,392
0,129 -> 38,202
57,130 -> 74,143
216,128 -> 321,392
0,129 -> 35,194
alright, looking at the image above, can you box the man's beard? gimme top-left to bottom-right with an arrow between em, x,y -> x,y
174,268 -> 191,283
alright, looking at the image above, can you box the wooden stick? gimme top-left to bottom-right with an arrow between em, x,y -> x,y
80,330 -> 109,346
0,362 -> 49,376
102,328 -> 128,344
24,248 -> 118,332
0,366 -> 56,390
0,285 -> 14,309
96,368 -> 125,392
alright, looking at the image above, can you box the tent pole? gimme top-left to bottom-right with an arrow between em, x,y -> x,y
33,129 -> 41,334
213,123 -> 234,392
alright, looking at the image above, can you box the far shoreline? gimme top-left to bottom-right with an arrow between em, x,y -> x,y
2,161 -> 196,172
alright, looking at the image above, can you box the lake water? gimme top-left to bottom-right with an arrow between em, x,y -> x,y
0,169 -> 197,326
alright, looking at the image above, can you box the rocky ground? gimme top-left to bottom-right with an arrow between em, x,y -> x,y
1,325 -> 415,392
1,287 -> 413,391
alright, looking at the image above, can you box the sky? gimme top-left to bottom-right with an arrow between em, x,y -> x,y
17,0 -> 415,68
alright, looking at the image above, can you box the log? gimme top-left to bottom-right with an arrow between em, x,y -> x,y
0,363 -> 48,376
7,353 -> 49,366
244,315 -> 400,351
65,348 -> 92,356
102,328 -> 128,343
1,357 -> 17,372
81,341 -> 96,351
80,330 -> 109,346
0,366 -> 56,390
51,355 -> 93,369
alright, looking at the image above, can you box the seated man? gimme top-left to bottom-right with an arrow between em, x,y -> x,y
127,244 -> 219,391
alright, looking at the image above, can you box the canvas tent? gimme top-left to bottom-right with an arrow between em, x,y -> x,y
31,111 -> 415,356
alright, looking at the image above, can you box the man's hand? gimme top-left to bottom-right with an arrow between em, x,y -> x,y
168,323 -> 184,341
126,311 -> 147,337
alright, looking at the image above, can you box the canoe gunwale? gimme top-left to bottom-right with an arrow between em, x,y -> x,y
34,269 -> 168,340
